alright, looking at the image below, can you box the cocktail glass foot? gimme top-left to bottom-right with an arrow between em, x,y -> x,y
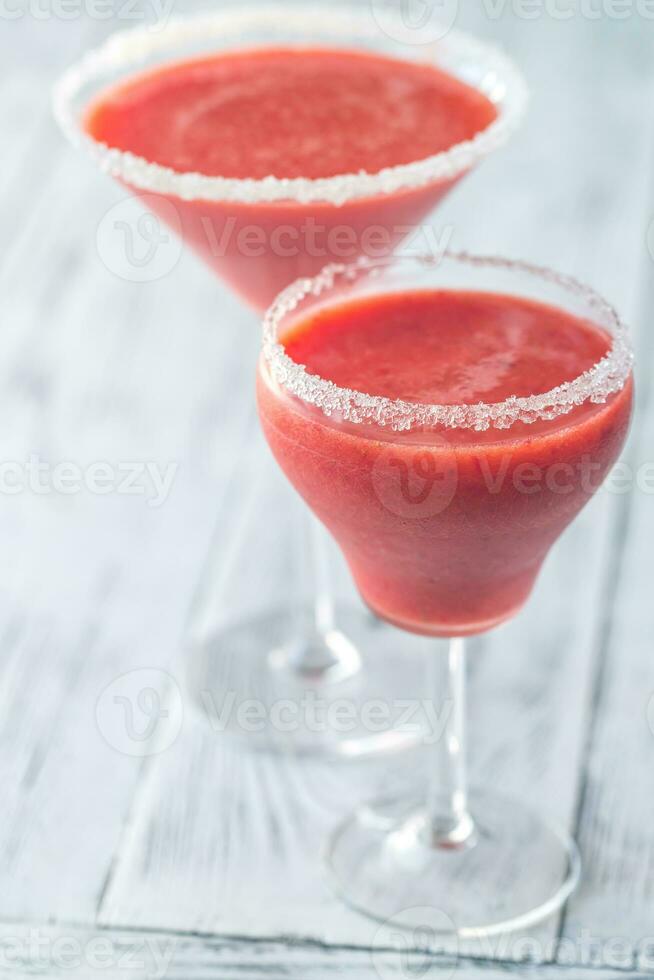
186,603 -> 431,757
324,639 -> 580,933
326,788 -> 579,936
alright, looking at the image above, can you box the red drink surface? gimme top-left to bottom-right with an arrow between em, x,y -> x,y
85,48 -> 496,179
85,49 -> 497,308
258,290 -> 633,636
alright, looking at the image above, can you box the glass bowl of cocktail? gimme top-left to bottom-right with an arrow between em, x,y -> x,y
258,252 -> 634,931
53,6 -> 528,755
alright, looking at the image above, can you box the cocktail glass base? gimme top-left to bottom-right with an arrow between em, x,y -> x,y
186,603 -> 431,758
324,789 -> 580,937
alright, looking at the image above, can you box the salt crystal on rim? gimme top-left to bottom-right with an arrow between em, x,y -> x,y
53,5 -> 528,206
262,254 -> 634,433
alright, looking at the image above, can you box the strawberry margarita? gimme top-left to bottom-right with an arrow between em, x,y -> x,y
258,260 -> 634,637
56,17 -> 526,309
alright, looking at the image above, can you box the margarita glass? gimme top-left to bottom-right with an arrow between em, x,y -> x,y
258,253 -> 633,931
53,6 -> 527,756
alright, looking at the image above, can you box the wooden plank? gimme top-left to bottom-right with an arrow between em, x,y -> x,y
0,81 -> 257,920
558,234 -> 654,955
0,920 -> 651,979
0,17 -> 112,264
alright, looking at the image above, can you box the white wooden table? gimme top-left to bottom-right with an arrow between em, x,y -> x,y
1,3 -> 654,977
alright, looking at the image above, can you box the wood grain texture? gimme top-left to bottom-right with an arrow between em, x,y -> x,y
559,265 -> 654,953
1,921 -> 652,979
0,25 -> 256,920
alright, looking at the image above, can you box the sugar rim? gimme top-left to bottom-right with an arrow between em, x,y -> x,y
261,253 -> 634,432
52,5 -> 528,206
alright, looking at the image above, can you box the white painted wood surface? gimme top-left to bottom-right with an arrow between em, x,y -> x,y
1,3 -> 653,977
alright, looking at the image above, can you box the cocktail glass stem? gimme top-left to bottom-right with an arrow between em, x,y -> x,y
426,638 -> 476,848
325,631 -> 580,931
279,514 -> 362,683
310,514 -> 337,636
